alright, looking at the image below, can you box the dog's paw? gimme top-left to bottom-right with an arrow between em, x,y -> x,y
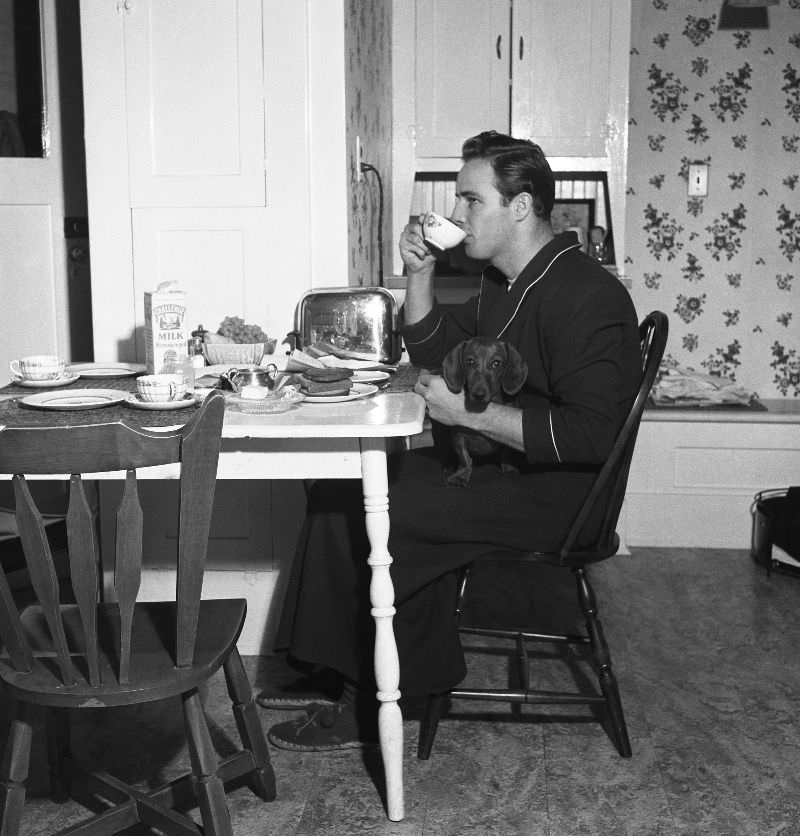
443,468 -> 471,488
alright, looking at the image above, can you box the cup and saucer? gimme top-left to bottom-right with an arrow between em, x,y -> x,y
125,373 -> 197,410
10,355 -> 80,388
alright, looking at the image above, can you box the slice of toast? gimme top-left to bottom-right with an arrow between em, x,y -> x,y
299,375 -> 352,396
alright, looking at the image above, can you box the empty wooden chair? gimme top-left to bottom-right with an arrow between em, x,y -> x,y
0,390 -> 275,835
417,311 -> 669,761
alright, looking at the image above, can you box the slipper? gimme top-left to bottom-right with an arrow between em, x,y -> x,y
267,703 -> 378,752
255,668 -> 343,710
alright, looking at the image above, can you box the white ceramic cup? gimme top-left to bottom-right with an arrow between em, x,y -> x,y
10,355 -> 66,381
136,373 -> 187,402
422,212 -> 467,250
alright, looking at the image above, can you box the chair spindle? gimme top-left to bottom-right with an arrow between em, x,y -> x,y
66,474 -> 102,687
13,476 -> 76,687
114,469 -> 143,685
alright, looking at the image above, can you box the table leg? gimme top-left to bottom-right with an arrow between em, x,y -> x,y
360,438 -> 404,822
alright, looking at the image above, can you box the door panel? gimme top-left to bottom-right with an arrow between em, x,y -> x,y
124,0 -> 266,207
131,207 -> 298,356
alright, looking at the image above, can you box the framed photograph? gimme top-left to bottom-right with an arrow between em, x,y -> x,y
550,198 -> 595,249
554,171 -> 616,264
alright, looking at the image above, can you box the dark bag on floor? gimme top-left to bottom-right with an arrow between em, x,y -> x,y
751,487 -> 800,577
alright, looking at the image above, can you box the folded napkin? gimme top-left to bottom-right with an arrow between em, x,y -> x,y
651,365 -> 755,406
283,349 -> 393,373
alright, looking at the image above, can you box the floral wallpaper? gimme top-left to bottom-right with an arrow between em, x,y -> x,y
344,0 -> 393,288
626,0 -> 800,398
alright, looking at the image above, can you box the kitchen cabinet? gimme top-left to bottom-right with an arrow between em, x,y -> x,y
511,0 -> 612,158
414,0 -> 509,159
414,0 -> 613,160
621,403 -> 800,549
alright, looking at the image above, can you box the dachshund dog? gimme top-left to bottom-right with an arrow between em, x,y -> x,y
438,336 -> 528,488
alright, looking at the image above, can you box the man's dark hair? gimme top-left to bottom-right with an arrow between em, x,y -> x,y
461,131 -> 555,220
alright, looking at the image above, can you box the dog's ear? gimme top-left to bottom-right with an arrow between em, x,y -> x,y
442,342 -> 466,393
501,342 -> 528,395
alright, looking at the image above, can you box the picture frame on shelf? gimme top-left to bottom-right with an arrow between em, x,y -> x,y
550,199 -> 595,251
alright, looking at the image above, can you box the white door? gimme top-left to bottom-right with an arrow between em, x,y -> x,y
79,0 -> 349,650
0,0 -> 89,384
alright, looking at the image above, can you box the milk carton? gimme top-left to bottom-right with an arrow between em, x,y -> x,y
144,281 -> 188,374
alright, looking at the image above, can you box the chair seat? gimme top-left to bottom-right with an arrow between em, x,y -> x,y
492,532 -> 621,569
0,598 -> 247,707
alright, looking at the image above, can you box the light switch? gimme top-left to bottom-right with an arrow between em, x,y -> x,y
688,163 -> 709,197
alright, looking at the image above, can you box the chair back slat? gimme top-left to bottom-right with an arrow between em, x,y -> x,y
114,469 -> 143,684
13,475 -> 77,686
66,474 -> 102,686
0,569 -> 34,672
175,399 -> 224,668
0,391 -> 226,690
559,312 -> 669,560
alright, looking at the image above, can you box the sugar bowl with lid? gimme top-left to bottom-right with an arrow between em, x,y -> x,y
220,364 -> 280,393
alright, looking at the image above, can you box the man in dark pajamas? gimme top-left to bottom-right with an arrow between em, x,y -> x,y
264,131 -> 641,750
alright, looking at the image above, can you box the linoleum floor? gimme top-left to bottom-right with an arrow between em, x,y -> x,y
4,548 -> 800,835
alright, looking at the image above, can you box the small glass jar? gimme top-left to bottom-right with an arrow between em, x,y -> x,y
161,351 -> 195,390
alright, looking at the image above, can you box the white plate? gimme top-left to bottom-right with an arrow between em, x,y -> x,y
303,382 -> 379,403
66,362 -> 147,379
21,388 -> 129,411
125,393 -> 197,411
352,370 -> 391,385
13,373 -> 80,389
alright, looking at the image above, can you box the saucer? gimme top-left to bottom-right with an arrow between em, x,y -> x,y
67,362 -> 146,379
125,393 -> 197,411
13,373 -> 80,389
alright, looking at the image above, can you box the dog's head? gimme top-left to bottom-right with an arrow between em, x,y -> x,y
442,337 -> 528,404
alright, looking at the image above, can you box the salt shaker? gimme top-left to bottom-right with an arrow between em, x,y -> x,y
189,328 -> 206,373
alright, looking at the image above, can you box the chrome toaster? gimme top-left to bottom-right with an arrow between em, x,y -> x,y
287,287 -> 402,364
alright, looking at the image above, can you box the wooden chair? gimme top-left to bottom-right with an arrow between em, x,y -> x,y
0,391 -> 275,835
417,311 -> 669,761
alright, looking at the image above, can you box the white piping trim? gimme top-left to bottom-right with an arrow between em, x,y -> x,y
404,316 -> 444,346
477,275 -> 486,320
548,410 -> 562,463
496,243 -> 581,339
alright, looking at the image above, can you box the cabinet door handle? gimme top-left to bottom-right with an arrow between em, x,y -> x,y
519,36 -> 524,60
496,34 -> 502,59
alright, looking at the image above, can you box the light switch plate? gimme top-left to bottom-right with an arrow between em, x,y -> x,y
688,163 -> 709,197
